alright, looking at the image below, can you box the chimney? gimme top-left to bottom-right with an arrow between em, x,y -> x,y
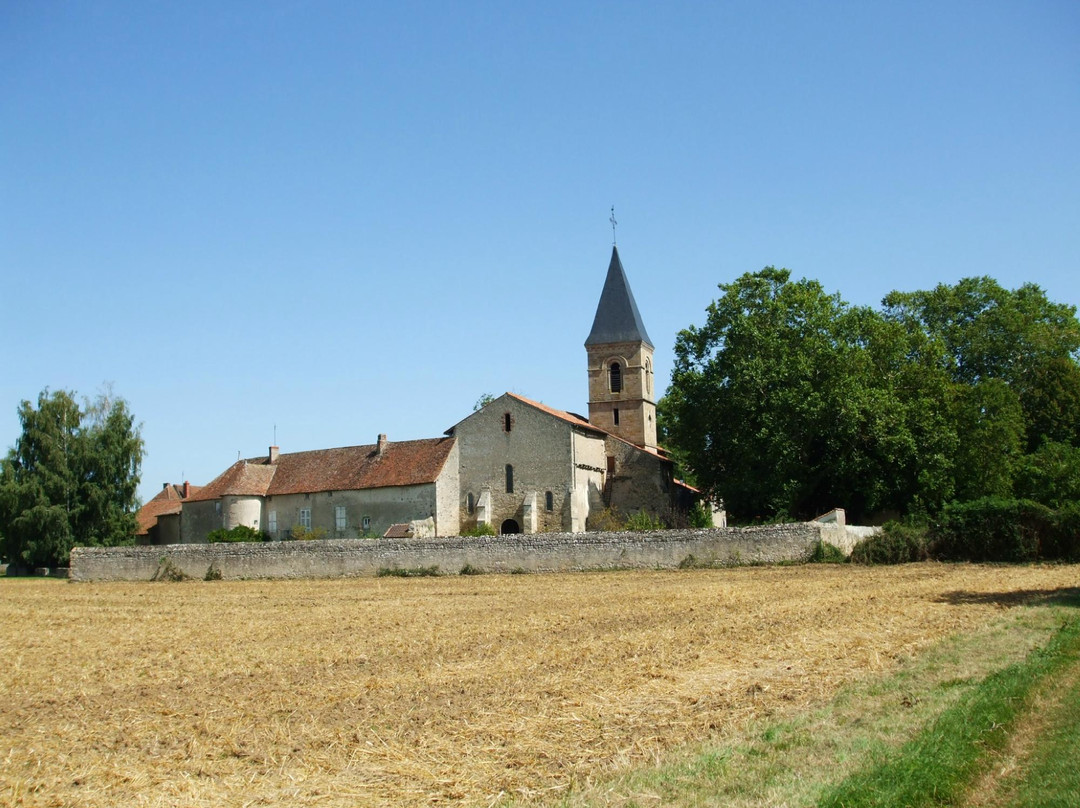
377,434 -> 388,456
269,445 -> 279,464
182,481 -> 190,499
163,482 -> 169,490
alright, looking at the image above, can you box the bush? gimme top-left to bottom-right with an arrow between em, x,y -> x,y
207,525 -> 266,543
931,498 -> 1054,562
688,501 -> 714,528
808,540 -> 847,564
851,522 -> 930,565
376,565 -> 440,578
461,522 -> 496,537
586,507 -> 625,532
289,525 -> 328,541
151,557 -> 186,581
459,564 -> 483,575
624,510 -> 665,532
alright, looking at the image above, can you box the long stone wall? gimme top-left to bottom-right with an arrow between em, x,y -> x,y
68,522 -> 874,582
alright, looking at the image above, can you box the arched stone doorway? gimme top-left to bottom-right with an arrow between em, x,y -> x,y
500,519 -> 521,535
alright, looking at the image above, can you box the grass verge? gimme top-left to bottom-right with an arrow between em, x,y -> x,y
993,660 -> 1080,808
549,587 -> 1080,808
819,591 -> 1080,807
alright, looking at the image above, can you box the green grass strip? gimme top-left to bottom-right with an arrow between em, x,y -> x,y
817,610 -> 1080,808
1009,672 -> 1080,808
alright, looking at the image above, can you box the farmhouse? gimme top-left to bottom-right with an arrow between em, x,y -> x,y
138,246 -> 706,543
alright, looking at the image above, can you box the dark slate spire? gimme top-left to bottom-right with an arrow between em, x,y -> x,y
585,246 -> 654,348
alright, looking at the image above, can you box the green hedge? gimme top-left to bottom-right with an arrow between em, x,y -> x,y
931,498 -> 1056,562
207,525 -> 267,543
850,522 -> 930,565
1050,502 -> 1080,561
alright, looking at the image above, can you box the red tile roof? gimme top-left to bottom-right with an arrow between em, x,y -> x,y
185,461 -> 277,502
186,438 -> 456,501
136,483 -> 202,535
383,523 -> 412,538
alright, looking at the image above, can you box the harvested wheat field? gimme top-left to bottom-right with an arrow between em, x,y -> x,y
1,563 -> 1077,807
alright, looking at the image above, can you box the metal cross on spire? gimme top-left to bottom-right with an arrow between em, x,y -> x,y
609,206 -> 618,245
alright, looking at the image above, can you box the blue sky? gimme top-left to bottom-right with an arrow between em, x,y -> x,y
2,1 -> 1078,504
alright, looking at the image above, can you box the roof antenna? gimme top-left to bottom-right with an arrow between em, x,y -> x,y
273,423 -> 277,444
609,206 -> 618,245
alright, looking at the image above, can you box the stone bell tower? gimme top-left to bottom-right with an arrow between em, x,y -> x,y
585,245 -> 657,449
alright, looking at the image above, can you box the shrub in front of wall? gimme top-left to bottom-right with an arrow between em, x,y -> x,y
687,501 -> 714,529
930,498 -> 1054,562
376,565 -> 440,578
850,521 -> 930,565
289,526 -> 328,541
461,523 -> 496,537
207,525 -> 267,543
624,510 -> 665,532
586,507 -> 625,532
808,540 -> 847,564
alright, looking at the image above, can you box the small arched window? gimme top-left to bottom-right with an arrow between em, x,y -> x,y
645,358 -> 653,396
609,362 -> 622,393
613,408 -> 620,426
505,464 -> 514,493
503,412 -> 512,432
545,491 -> 554,511
466,493 -> 475,514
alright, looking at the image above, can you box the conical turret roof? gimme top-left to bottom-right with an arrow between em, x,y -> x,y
585,246 -> 654,348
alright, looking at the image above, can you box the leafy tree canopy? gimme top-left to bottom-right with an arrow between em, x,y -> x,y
663,270 -> 1080,524
0,388 -> 143,568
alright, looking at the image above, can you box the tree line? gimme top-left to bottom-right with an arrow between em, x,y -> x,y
660,270 -> 1080,524
0,389 -> 144,569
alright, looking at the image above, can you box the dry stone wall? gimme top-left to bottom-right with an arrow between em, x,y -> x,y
68,522 -> 871,582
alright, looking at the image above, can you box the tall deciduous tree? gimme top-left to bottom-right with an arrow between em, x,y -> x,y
663,271 -> 1080,523
0,388 -> 143,568
664,268 -> 912,522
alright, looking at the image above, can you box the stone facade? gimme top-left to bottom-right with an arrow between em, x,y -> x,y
169,438 -> 460,543
450,394 -> 607,535
587,339 -> 657,450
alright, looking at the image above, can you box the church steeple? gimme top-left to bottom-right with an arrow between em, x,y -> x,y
585,246 -> 654,349
585,246 -> 657,449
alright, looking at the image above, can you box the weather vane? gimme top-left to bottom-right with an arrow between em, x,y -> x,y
610,206 -> 618,245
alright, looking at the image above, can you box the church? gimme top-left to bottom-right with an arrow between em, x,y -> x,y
137,246 -> 705,544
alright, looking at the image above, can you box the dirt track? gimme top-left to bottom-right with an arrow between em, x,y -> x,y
1,563 -> 1076,806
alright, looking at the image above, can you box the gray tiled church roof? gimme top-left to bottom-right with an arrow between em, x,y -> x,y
585,246 -> 654,348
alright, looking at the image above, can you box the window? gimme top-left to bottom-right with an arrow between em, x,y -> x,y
505,464 -> 514,493
362,515 -> 371,532
645,358 -> 653,395
335,505 -> 347,532
613,408 -> 620,426
503,412 -> 513,432
299,508 -> 311,528
545,491 -> 554,511
268,510 -> 277,534
609,362 -> 622,393
466,493 -> 475,514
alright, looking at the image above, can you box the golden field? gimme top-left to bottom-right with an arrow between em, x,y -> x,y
1,563 -> 1077,807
